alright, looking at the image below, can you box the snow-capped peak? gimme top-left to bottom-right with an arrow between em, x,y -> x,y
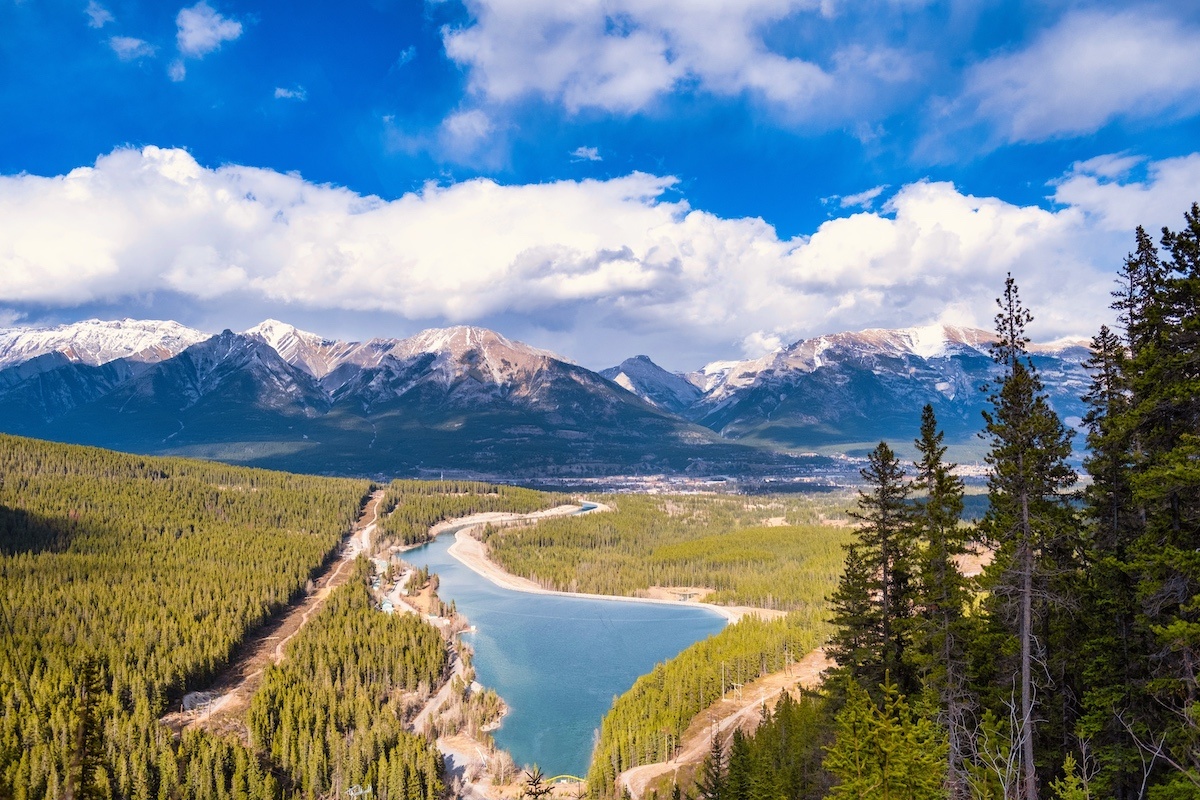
244,319 -> 328,359
399,325 -> 563,362
0,318 -> 211,370
387,325 -> 568,388
243,319 -> 366,379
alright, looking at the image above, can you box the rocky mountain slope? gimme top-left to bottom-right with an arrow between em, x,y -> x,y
606,324 -> 1090,457
600,355 -> 702,414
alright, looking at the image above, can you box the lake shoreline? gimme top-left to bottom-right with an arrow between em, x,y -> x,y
437,503 -> 784,624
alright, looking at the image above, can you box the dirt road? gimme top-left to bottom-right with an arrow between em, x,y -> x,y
160,489 -> 385,740
619,648 -> 832,800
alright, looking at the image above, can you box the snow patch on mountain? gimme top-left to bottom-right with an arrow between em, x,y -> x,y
0,318 -> 210,370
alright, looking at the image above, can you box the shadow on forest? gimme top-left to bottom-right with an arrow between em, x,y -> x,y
0,504 -> 79,555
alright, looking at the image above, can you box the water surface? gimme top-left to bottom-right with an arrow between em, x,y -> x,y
404,528 -> 726,777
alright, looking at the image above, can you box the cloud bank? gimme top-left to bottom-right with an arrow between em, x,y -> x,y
1,147 -> 1194,366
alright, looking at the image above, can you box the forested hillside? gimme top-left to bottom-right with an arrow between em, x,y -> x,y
588,614 -> 825,796
0,435 -> 371,798
483,493 -> 854,614
248,561 -> 446,800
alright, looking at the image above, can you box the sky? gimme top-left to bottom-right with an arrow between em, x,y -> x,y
2,0 -> 1200,371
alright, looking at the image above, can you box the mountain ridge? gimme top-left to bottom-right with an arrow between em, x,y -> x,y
0,316 -> 1094,474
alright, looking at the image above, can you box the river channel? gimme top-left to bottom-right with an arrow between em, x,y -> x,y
403,525 -> 728,777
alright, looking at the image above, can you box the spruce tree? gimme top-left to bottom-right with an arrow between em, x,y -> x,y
827,542 -> 884,688
824,678 -> 948,800
850,441 -> 918,695
979,274 -> 1076,800
696,731 -> 725,800
1121,204 -> 1200,785
1074,323 -> 1152,797
911,404 -> 971,799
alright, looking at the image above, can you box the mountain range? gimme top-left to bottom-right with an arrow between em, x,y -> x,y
0,318 -> 1093,477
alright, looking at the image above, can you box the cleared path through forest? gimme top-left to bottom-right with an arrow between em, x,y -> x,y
160,489 -> 385,741
619,647 -> 832,800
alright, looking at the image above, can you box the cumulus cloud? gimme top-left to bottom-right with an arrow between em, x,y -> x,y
274,85 -> 307,101
176,1 -> 242,58
441,0 -> 913,119
570,146 -> 602,162
3,146 -> 1190,365
86,1 -> 114,28
959,10 -> 1200,143
168,60 -> 186,82
109,36 -> 156,61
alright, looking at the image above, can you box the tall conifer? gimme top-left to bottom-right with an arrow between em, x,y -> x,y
911,405 -> 970,799
979,275 -> 1076,800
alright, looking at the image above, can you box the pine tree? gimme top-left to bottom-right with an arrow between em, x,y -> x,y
67,655 -> 108,800
979,274 -> 1077,800
1074,324 -> 1150,797
523,766 -> 554,800
725,729 -> 752,800
911,404 -> 971,799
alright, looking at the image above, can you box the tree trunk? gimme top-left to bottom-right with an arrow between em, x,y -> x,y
1020,490 -> 1037,800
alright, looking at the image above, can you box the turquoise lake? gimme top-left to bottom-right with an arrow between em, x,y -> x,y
403,527 -> 727,777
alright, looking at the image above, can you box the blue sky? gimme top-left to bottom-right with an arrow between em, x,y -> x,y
3,0 -> 1200,370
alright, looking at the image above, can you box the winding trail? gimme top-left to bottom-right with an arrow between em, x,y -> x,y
160,489 -> 385,740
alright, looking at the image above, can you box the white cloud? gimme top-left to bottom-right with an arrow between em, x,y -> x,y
959,10 -> 1200,143
274,86 -> 307,101
441,0 -> 913,119
4,146 -> 1193,365
836,185 -> 887,209
109,36 -> 156,61
86,1 -> 114,28
168,60 -> 186,82
176,1 -> 242,59
437,109 -> 496,158
570,146 -> 602,162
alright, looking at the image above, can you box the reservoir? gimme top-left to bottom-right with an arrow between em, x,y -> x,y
403,528 -> 728,777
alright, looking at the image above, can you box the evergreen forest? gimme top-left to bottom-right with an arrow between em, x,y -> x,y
0,439 -> 555,799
